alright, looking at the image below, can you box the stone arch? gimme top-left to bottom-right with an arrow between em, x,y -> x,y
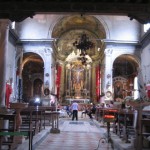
20,52 -> 44,101
51,15 -> 106,60
112,54 -> 140,101
95,16 -> 110,39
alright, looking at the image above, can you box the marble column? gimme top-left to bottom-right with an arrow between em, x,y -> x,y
0,19 -> 10,106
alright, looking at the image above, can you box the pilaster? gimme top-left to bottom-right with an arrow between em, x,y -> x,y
0,19 -> 11,106
104,48 -> 113,101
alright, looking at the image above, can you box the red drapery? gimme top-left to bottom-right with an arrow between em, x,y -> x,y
5,83 -> 12,108
96,66 -> 101,102
146,84 -> 150,98
56,65 -> 62,99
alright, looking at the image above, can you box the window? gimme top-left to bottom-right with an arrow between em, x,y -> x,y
11,21 -> 15,29
144,23 -> 150,33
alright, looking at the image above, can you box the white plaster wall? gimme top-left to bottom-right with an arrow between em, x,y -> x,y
99,15 -> 141,41
17,14 -> 62,39
141,44 -> 150,84
7,42 -> 16,100
50,55 -> 56,93
6,43 -> 16,81
17,14 -> 141,42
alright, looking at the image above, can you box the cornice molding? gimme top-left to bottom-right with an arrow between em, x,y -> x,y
140,29 -> 150,49
104,39 -> 140,46
17,39 -> 54,45
9,29 -> 18,41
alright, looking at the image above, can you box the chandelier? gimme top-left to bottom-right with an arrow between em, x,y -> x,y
73,34 -> 94,65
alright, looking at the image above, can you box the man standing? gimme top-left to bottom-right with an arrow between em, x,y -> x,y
71,100 -> 79,121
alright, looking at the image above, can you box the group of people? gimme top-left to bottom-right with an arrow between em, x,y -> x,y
65,101 -> 96,121
81,104 -> 96,119
64,99 -> 115,121
98,100 -> 114,108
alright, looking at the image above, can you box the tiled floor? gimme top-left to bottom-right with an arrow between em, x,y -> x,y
17,112 -> 135,150
34,113 -> 113,150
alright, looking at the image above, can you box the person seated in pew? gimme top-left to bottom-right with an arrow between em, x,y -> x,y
81,105 -> 88,118
87,104 -> 96,119
104,101 -> 114,108
66,105 -> 72,117
109,101 -> 114,108
99,103 -> 105,108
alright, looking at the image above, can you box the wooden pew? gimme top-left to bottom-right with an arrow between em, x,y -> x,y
117,109 -> 135,143
95,107 -> 136,143
0,131 -> 33,150
0,114 -> 16,149
136,110 -> 150,149
0,114 -> 33,150
20,106 -> 45,135
20,106 -> 56,133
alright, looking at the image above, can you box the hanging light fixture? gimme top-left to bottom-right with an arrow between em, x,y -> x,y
73,34 -> 94,65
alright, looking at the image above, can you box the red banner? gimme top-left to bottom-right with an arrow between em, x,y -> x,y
96,66 -> 101,101
56,65 -> 62,99
5,83 -> 12,108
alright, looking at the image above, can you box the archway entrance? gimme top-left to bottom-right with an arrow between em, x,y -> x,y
113,54 -> 139,101
21,52 -> 44,102
52,15 -> 106,104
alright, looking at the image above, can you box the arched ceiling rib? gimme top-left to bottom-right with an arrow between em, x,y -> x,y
21,52 -> 44,74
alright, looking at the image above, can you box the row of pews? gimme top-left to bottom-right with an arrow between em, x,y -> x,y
95,106 -> 150,149
0,105 -> 59,150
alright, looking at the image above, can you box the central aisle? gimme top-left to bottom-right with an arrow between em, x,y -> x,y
35,114 -> 113,150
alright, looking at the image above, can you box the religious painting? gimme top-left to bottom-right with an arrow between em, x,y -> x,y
114,81 -> 123,100
33,79 -> 43,97
113,76 -> 129,101
71,63 -> 84,98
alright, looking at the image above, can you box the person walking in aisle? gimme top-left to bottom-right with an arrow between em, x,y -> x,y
71,100 -> 79,121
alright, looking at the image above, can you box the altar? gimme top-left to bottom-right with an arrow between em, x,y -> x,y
65,60 -> 91,100
66,98 -> 90,104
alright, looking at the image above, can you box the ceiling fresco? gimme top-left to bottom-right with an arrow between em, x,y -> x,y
52,15 -> 106,38
52,15 -> 106,61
